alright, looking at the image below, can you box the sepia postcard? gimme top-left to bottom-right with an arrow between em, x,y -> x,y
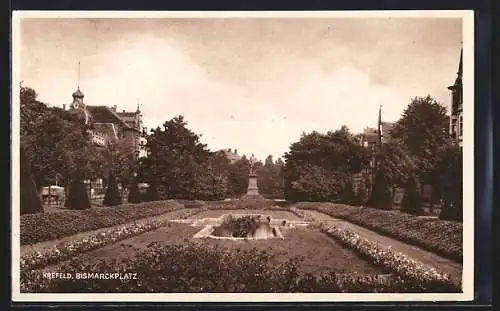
11,10 -> 474,302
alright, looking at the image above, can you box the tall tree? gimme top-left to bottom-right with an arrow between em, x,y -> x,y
390,95 -> 450,183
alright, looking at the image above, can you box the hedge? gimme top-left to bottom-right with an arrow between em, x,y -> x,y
295,202 -> 463,262
22,242 -> 446,293
20,200 -> 185,246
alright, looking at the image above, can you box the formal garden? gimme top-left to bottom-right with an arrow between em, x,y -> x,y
19,87 -> 463,293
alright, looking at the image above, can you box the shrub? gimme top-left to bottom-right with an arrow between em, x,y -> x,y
127,178 -> 142,204
64,175 -> 91,210
21,242 -> 451,293
320,223 -> 460,292
20,147 -> 43,214
295,202 -> 463,262
368,167 -> 392,210
20,200 -> 185,245
144,179 -> 160,202
401,176 -> 424,215
339,180 -> 356,205
103,172 -> 122,206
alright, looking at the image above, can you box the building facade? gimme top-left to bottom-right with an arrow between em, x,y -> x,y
447,49 -> 463,147
67,86 -> 143,157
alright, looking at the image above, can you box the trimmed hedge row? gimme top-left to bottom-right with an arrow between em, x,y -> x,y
20,200 -> 185,246
22,242 -> 446,293
21,208 -> 203,272
319,222 -> 461,292
295,202 -> 463,262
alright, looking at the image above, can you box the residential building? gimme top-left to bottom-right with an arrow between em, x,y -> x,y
220,148 -> 242,164
67,86 -> 143,157
447,49 -> 463,147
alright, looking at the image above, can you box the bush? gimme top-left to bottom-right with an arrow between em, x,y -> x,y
339,181 -> 356,205
20,200 -> 185,245
22,242 -> 451,293
20,147 -> 43,215
103,172 -> 122,206
401,176 -> 424,215
64,175 -> 91,210
368,167 -> 392,210
439,208 -> 463,222
295,202 -> 463,262
127,178 -> 142,204
144,179 -> 160,202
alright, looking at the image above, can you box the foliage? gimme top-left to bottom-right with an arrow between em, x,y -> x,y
339,179 -> 357,205
20,200 -> 185,245
256,155 -> 285,198
64,175 -> 91,210
227,156 -> 250,197
284,127 -> 370,202
295,203 -> 463,262
20,146 -> 44,214
20,86 -> 106,189
127,178 -> 142,204
285,164 -> 346,202
144,179 -> 160,202
142,116 -> 224,200
390,95 -> 450,183
368,166 -> 393,210
434,145 -> 463,222
401,175 -> 424,215
109,139 -> 139,187
376,141 -> 416,186
321,223 -> 460,292
103,171 -> 122,207
22,242 -> 455,293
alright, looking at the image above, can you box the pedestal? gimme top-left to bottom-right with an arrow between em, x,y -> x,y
246,173 -> 260,196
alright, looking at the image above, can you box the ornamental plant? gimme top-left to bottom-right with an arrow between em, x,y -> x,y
65,174 -> 91,210
401,175 -> 424,215
20,146 -> 43,214
103,171 -> 122,206
127,178 -> 142,204
368,166 -> 392,210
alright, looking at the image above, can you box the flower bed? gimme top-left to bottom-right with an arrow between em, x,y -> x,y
295,202 -> 463,262
319,222 -> 461,292
22,242 -> 439,293
21,208 -> 203,272
21,200 -> 186,245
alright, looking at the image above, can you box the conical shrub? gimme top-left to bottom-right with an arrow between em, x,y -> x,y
368,167 -> 392,210
103,172 -> 122,206
339,180 -> 356,205
144,178 -> 160,202
127,178 -> 142,204
20,147 -> 43,214
401,175 -> 424,215
65,175 -> 91,210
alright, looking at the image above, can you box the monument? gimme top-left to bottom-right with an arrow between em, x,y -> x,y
246,154 -> 260,196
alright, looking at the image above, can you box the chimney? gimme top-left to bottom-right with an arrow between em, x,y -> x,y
111,105 -> 117,112
123,110 -> 126,113
63,104 -> 66,110
234,149 -> 238,155
228,148 -> 232,152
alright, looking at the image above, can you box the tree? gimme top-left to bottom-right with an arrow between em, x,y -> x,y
64,174 -> 91,210
375,141 -> 416,187
227,156 -> 250,197
20,86 -> 105,189
103,171 -> 122,206
142,116 -> 212,199
144,178 -> 160,202
391,95 -> 450,183
368,166 -> 392,210
20,146 -> 43,214
110,139 -> 139,190
434,144 -> 463,221
283,127 -> 370,202
285,164 -> 345,202
127,177 -> 142,204
401,175 -> 424,215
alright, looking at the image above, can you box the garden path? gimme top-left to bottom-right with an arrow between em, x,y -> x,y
298,209 -> 463,287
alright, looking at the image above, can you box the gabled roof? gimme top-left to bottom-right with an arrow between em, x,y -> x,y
86,106 -> 140,132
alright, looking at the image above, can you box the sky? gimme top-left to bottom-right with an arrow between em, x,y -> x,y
18,16 -> 462,161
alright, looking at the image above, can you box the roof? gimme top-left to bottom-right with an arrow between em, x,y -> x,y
220,149 -> 242,163
116,111 -> 138,118
86,106 -> 140,132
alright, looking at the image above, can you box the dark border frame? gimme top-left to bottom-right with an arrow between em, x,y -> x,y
7,0 -> 493,309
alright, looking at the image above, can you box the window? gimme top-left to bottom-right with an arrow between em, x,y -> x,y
459,115 -> 463,137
